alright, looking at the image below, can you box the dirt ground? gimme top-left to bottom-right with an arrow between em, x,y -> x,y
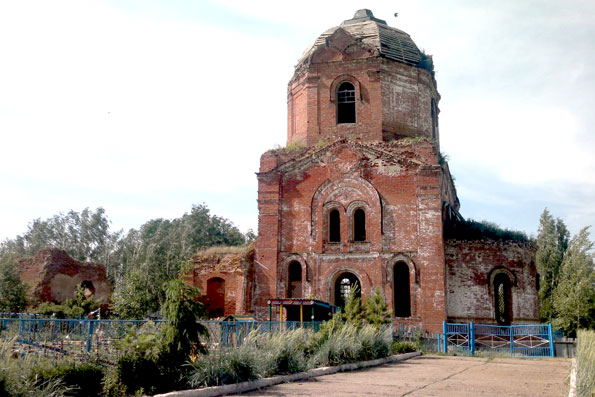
231,355 -> 570,396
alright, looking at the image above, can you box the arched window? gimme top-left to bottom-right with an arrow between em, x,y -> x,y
206,277 -> 225,318
393,262 -> 411,317
494,273 -> 512,325
288,261 -> 302,298
353,208 -> 366,242
337,82 -> 356,124
334,272 -> 361,310
329,209 -> 341,242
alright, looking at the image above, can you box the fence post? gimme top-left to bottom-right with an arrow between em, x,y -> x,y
509,325 -> 514,356
443,321 -> 448,353
437,333 -> 441,353
470,321 -> 475,355
87,320 -> 95,353
547,323 -> 554,357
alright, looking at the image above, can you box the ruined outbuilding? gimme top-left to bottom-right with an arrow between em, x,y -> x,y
18,248 -> 111,305
190,10 -> 539,332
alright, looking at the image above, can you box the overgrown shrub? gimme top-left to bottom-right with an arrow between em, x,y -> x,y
392,340 -> 420,354
576,329 -> 595,397
444,218 -> 528,242
33,362 -> 104,397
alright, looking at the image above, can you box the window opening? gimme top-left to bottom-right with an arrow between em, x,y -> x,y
337,82 -> 356,124
393,262 -> 411,317
334,272 -> 361,310
353,208 -> 366,242
329,209 -> 341,242
288,261 -> 302,298
494,273 -> 512,325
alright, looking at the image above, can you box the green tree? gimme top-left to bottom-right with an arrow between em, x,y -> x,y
552,227 -> 595,336
0,254 -> 27,313
364,287 -> 392,327
341,284 -> 364,325
160,280 -> 209,361
535,208 -> 569,322
111,268 -> 160,319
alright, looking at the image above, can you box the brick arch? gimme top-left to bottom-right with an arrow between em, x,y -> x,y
325,266 -> 370,306
329,74 -> 362,103
311,177 -> 381,243
385,255 -> 420,318
487,266 -> 517,293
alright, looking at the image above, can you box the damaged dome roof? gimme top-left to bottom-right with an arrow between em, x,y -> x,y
296,9 -> 424,69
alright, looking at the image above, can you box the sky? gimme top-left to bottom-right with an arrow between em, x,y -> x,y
0,0 -> 594,240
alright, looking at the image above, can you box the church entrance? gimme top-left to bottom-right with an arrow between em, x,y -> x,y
334,272 -> 361,310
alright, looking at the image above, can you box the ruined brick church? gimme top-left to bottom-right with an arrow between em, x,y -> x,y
190,10 -> 539,333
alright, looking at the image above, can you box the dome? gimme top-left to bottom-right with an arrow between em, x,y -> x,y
296,9 -> 426,70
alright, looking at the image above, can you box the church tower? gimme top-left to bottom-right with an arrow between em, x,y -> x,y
255,10 -> 457,333
287,9 -> 440,147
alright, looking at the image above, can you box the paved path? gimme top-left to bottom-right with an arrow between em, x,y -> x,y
231,355 -> 570,396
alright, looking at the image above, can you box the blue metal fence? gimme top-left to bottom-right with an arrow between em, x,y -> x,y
0,318 -> 322,358
441,321 -> 554,357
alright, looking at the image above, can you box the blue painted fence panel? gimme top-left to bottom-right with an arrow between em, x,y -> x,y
441,322 -> 554,357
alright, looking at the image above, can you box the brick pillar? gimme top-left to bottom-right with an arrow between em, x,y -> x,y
417,166 -> 447,333
255,153 -> 281,319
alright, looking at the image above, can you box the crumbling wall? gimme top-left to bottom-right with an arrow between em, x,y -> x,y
445,239 -> 539,324
188,245 -> 254,318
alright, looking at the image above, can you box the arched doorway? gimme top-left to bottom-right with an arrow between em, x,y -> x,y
288,261 -> 302,298
494,273 -> 512,325
334,272 -> 361,310
393,262 -> 411,317
206,277 -> 225,318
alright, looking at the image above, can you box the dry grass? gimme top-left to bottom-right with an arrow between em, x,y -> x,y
576,329 -> 595,397
196,244 -> 252,257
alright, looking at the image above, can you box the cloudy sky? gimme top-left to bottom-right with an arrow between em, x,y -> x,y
0,0 -> 593,240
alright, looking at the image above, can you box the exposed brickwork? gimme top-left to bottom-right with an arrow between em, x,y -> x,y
18,248 -> 111,305
445,239 -> 539,324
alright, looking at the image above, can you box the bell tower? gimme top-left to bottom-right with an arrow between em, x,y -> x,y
287,9 -> 440,147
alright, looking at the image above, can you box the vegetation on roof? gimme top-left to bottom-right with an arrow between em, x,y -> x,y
444,218 -> 529,242
195,243 -> 253,257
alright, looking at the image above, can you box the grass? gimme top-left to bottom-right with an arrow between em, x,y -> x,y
196,244 -> 252,257
576,329 -> 595,397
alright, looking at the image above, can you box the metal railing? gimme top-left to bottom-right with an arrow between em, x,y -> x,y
0,317 -> 323,360
440,321 -> 554,357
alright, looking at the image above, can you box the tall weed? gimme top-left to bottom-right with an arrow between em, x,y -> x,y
576,329 -> 595,397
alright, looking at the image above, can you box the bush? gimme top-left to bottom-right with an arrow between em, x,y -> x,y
33,362 -> 104,397
392,341 -> 420,354
576,329 -> 595,397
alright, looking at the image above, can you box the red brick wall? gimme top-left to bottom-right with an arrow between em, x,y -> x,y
256,139 -> 448,332
444,239 -> 539,324
287,34 -> 439,148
